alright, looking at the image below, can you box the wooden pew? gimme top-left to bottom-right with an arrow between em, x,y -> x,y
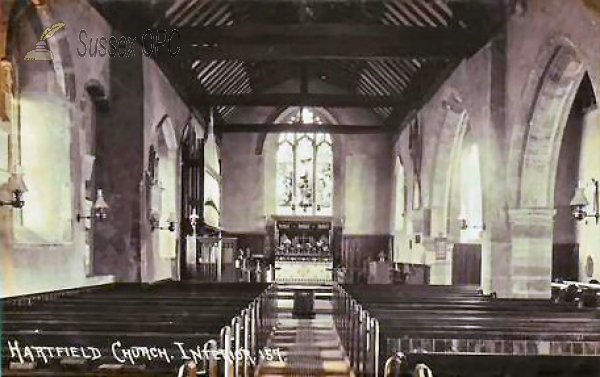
337,284 -> 600,377
2,282 -> 268,376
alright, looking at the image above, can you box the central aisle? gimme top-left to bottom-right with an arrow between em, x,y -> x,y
255,284 -> 355,377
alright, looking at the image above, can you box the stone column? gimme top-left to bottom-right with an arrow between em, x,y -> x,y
481,236 -> 512,297
508,208 -> 555,299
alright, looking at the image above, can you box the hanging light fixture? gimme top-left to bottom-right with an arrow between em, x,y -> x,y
570,179 -> 599,224
0,168 -> 28,209
77,189 -> 109,222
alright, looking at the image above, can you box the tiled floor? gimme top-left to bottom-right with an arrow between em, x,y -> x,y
255,284 -> 355,377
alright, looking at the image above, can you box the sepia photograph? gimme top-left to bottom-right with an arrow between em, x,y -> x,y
1,0 -> 600,376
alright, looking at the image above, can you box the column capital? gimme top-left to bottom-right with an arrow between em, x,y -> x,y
508,207 -> 556,226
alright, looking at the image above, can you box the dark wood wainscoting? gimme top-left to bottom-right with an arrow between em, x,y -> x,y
341,234 -> 393,283
452,243 -> 481,285
552,243 -> 579,281
222,232 -> 266,257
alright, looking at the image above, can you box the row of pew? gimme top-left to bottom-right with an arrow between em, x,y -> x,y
551,280 -> 600,307
340,284 -> 600,377
2,281 -> 268,376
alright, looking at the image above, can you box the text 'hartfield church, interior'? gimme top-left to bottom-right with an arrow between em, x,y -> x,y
2,0 -> 600,376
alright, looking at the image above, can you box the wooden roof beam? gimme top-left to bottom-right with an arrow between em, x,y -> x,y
216,123 -> 386,134
192,93 -> 406,107
175,24 -> 478,60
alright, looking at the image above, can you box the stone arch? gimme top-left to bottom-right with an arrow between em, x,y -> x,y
6,1 -> 76,101
393,154 -> 406,232
154,115 -> 178,155
508,37 -> 587,208
429,90 -> 470,237
149,115 -> 179,271
505,37 -> 591,299
6,1 -> 80,244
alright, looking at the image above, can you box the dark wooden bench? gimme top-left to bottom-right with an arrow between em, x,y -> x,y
2,282 -> 268,376
339,284 -> 600,376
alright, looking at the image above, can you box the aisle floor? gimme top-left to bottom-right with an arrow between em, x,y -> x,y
255,285 -> 355,377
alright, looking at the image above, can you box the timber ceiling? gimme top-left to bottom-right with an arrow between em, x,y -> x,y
89,0 -> 507,133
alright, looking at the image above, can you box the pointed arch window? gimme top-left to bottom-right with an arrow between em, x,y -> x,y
394,157 -> 406,232
276,108 -> 333,216
458,131 -> 484,243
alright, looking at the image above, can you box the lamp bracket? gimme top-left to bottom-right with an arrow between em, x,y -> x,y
0,190 -> 25,209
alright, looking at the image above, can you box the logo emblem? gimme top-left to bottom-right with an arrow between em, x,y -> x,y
24,22 -> 65,61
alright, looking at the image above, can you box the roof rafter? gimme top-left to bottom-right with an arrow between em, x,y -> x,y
192,93 -> 408,107
174,24 -> 480,60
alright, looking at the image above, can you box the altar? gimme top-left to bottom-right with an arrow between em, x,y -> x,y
271,216 -> 334,283
274,259 -> 333,283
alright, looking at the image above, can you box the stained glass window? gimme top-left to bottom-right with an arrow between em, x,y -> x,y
276,108 -> 333,215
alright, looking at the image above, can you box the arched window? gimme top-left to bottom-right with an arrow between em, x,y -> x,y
394,157 -> 406,232
458,132 -> 484,243
276,108 -> 333,216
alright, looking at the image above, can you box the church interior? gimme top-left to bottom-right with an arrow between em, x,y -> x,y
1,0 -> 600,376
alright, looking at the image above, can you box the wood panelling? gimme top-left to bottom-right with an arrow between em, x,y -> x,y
452,243 -> 481,285
223,232 -> 266,257
341,234 -> 393,283
552,243 -> 579,281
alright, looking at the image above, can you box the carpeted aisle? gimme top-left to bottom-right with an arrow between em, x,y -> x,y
255,285 -> 354,377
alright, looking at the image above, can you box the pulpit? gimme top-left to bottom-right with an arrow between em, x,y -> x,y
368,261 -> 392,284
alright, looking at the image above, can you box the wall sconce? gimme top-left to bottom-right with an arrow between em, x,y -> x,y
77,189 -> 109,222
0,170 -> 28,208
570,179 -> 599,224
458,218 -> 486,231
150,212 -> 176,232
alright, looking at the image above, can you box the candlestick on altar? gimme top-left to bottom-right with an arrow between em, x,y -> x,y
189,209 -> 200,236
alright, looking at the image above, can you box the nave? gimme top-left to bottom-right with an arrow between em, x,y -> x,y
3,280 -> 600,376
3,0 -> 600,376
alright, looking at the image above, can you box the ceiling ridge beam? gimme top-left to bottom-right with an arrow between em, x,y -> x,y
193,93 -> 407,107
216,123 -> 387,134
